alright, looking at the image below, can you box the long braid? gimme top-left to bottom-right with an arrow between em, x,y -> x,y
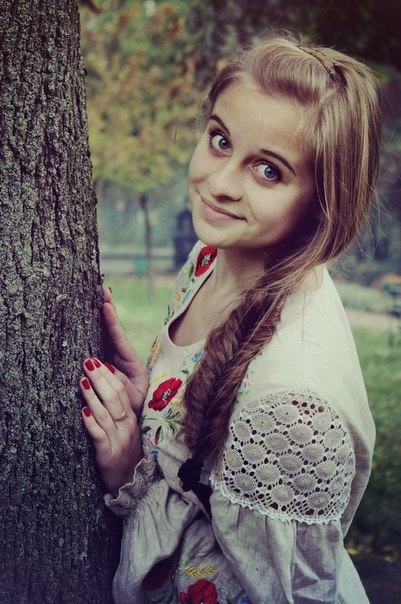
182,260 -> 295,463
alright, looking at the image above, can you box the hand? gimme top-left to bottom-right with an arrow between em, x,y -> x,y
80,357 -> 143,494
102,288 -> 148,418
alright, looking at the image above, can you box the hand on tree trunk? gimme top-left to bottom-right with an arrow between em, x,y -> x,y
102,287 -> 149,419
80,357 -> 143,494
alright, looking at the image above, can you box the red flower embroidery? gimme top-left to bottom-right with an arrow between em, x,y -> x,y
142,557 -> 172,591
179,578 -> 218,603
194,246 -> 217,277
148,378 -> 183,411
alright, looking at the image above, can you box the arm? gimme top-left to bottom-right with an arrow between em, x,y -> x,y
209,390 -> 364,604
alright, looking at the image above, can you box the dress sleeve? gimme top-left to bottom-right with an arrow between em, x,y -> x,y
209,389 -> 362,603
103,453 -> 158,516
104,453 -> 201,603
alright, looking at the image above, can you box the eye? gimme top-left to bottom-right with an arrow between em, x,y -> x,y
254,162 -> 281,182
208,129 -> 230,153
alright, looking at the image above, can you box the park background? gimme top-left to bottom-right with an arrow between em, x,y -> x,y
0,1 -> 400,602
80,1 -> 401,601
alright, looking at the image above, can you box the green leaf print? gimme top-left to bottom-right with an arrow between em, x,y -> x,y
155,425 -> 163,445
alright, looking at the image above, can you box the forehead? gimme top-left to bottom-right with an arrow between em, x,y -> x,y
212,82 -> 313,159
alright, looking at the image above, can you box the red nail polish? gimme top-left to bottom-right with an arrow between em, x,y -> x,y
82,377 -> 91,390
85,359 -> 94,371
83,407 -> 91,417
93,358 -> 101,368
105,362 -> 116,374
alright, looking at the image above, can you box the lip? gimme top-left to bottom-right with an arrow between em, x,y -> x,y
200,197 -> 240,221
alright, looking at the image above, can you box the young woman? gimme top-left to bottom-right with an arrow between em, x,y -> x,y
80,36 -> 381,603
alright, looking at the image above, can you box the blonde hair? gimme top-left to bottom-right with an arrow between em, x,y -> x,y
181,36 -> 382,462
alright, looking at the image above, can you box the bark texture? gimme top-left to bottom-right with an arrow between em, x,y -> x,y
0,1 -> 121,602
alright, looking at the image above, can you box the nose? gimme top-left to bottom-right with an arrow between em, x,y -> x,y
207,160 -> 243,202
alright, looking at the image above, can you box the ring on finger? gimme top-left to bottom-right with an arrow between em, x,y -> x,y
113,411 -> 127,422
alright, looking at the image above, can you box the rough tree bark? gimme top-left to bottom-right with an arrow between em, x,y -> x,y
0,1 -> 121,602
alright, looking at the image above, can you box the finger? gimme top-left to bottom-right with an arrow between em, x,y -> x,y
92,358 -> 137,411
82,405 -> 110,448
83,358 -> 133,420
102,303 -> 142,368
102,287 -> 116,311
81,405 -> 124,475
80,376 -> 124,456
103,360 -> 145,406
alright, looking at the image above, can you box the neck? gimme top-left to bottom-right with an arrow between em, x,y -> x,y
208,246 -> 324,299
209,247 -> 267,298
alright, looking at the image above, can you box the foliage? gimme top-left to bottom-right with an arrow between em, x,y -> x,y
184,0 -> 401,76
280,0 -> 401,70
80,0 -> 198,197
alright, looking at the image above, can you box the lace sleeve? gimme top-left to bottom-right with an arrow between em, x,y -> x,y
210,390 -> 356,526
104,454 -> 158,517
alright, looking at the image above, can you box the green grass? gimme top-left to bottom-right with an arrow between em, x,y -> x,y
349,327 -> 401,552
106,275 -> 401,551
105,276 -> 172,361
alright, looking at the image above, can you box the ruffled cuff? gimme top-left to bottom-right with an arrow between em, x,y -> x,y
104,454 -> 158,517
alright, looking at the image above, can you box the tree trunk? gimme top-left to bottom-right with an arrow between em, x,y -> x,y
0,1 -> 121,602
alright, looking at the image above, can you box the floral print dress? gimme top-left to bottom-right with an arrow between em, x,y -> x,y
105,241 -> 375,604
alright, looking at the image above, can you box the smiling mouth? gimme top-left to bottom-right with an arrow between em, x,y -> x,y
201,198 -> 240,220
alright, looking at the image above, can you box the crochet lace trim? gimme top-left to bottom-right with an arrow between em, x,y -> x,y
211,390 -> 355,526
104,454 -> 157,516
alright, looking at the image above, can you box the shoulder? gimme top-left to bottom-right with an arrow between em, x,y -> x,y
211,387 -> 356,525
165,241 -> 217,323
245,269 -> 368,408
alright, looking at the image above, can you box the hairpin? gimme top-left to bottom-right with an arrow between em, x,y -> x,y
296,44 -> 340,81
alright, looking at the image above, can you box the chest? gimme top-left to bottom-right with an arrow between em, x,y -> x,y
169,280 -> 234,347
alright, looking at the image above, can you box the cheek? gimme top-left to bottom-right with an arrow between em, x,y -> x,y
188,140 -> 210,184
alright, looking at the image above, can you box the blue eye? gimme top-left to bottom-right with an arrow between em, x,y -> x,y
209,130 -> 230,152
255,162 -> 280,182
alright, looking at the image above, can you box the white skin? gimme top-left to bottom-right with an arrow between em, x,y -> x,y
81,82 -> 317,492
80,288 -> 148,493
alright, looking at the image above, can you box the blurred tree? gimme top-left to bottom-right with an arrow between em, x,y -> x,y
0,0 -> 120,601
81,0 -> 199,290
184,0 -> 401,76
285,0 -> 401,71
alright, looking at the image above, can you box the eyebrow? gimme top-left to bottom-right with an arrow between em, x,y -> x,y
209,113 -> 296,176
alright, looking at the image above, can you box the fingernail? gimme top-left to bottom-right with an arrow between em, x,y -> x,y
109,287 -> 112,293
105,362 -> 116,374
93,358 -> 101,368
83,407 -> 91,417
82,377 -> 91,390
85,359 -> 95,371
